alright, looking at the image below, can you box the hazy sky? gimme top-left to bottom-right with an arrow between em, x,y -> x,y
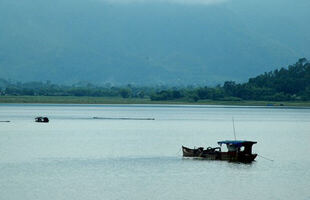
99,0 -> 228,5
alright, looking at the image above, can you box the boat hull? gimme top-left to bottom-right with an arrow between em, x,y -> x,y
182,146 -> 204,157
182,146 -> 257,163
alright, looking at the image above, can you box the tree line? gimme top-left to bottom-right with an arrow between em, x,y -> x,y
1,58 -> 309,101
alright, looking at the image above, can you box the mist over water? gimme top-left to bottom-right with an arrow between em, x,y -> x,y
0,104 -> 309,199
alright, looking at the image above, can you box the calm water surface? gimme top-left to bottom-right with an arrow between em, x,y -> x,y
0,104 -> 310,200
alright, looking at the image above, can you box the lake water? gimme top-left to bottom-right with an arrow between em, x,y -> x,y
0,104 -> 309,200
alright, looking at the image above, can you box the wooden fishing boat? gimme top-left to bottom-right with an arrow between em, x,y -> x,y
182,140 -> 257,163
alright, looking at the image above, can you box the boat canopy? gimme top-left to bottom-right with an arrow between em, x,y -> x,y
217,140 -> 257,148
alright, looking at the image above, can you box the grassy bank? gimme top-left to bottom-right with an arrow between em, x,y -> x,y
1,95 -> 310,107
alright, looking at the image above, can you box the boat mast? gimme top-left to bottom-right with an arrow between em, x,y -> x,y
232,117 -> 236,140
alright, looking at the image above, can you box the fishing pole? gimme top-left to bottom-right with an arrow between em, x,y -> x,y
176,148 -> 181,155
258,154 -> 274,162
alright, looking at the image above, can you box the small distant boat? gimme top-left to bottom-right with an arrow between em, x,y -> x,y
35,117 -> 49,123
182,140 -> 257,163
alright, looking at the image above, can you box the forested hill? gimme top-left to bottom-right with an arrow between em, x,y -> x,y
221,58 -> 310,101
248,58 -> 310,95
1,59 -> 310,101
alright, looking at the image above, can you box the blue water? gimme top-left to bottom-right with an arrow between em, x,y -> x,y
0,104 -> 309,200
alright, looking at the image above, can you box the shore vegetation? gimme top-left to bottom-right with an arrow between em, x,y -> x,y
1,58 -> 309,106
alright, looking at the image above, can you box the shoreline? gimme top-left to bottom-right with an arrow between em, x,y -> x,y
1,96 -> 310,107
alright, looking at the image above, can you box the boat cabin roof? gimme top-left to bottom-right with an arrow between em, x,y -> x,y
218,140 -> 257,147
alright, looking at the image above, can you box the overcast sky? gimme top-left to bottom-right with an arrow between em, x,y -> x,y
99,0 -> 228,5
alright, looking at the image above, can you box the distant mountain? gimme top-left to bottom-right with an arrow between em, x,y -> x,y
0,0 -> 309,85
